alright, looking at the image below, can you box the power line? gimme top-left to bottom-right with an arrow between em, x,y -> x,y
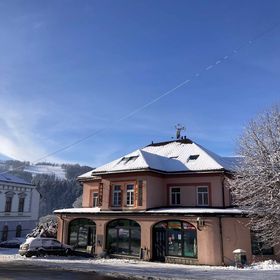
1,21 -> 279,175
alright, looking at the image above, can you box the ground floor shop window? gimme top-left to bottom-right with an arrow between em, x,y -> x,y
107,219 -> 141,256
153,220 -> 197,261
68,219 -> 96,252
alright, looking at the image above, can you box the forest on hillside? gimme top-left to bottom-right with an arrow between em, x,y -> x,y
0,160 -> 92,217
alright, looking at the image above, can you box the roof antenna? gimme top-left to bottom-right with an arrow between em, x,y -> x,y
175,124 -> 185,139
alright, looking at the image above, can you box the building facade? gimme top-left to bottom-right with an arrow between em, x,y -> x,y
55,139 -> 278,265
0,173 -> 40,241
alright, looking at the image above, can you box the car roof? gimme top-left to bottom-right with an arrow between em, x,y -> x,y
25,237 -> 55,243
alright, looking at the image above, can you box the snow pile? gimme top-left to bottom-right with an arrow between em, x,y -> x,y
1,252 -> 280,280
251,260 -> 280,270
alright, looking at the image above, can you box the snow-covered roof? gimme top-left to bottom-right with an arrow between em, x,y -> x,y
79,139 -> 241,178
146,207 -> 246,215
54,207 -> 246,215
0,172 -> 32,186
54,207 -> 101,214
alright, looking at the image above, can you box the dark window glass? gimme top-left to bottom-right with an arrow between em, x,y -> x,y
171,188 -> 180,205
188,155 -> 199,161
18,197 -> 25,212
168,229 -> 182,256
197,187 -> 209,206
107,228 -> 118,254
68,219 -> 96,252
126,184 -> 134,206
113,185 -> 121,206
16,225 -> 22,237
183,229 -> 197,257
5,197 -> 12,212
155,222 -> 168,229
2,225 -> 8,241
130,228 -> 141,255
154,221 -> 197,258
107,219 -> 140,256
93,192 -> 98,207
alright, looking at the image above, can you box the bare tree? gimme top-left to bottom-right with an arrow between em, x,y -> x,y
229,105 -> 280,247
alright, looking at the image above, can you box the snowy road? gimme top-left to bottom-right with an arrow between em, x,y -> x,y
1,249 -> 280,279
0,262 -> 123,280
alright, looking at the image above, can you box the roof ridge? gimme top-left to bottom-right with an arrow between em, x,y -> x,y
145,138 -> 193,147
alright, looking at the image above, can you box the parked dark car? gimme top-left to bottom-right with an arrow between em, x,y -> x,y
19,237 -> 73,257
0,238 -> 25,248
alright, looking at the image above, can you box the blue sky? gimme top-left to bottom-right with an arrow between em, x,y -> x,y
0,0 -> 279,167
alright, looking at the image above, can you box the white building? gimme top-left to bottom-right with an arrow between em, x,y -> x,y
0,173 -> 40,241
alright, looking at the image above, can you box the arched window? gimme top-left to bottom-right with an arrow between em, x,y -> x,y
153,220 -> 197,261
107,219 -> 141,256
16,225 -> 22,237
68,219 -> 96,252
2,225 -> 8,241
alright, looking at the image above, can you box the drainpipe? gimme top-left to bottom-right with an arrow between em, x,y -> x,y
60,214 -> 64,243
222,176 -> 225,208
219,217 -> 225,265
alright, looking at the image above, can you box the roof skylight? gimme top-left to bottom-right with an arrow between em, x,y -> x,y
187,155 -> 199,162
118,156 -> 138,165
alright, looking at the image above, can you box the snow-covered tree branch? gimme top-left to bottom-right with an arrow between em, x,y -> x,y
229,105 -> 280,247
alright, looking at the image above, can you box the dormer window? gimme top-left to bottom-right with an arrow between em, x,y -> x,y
187,155 -> 199,162
118,156 -> 138,165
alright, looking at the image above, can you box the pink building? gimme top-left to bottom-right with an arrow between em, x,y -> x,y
55,139 -> 278,265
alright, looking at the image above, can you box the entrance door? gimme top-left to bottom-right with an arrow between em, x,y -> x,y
153,229 -> 166,261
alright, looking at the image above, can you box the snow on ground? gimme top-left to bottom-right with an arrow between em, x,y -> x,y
1,248 -> 280,279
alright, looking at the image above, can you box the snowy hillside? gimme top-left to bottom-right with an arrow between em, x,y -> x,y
0,153 -> 13,161
24,164 -> 66,179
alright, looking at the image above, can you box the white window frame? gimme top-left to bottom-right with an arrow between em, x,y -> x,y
112,185 -> 121,207
126,184 -> 134,207
197,186 -> 209,206
170,187 -> 181,205
93,192 -> 99,207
